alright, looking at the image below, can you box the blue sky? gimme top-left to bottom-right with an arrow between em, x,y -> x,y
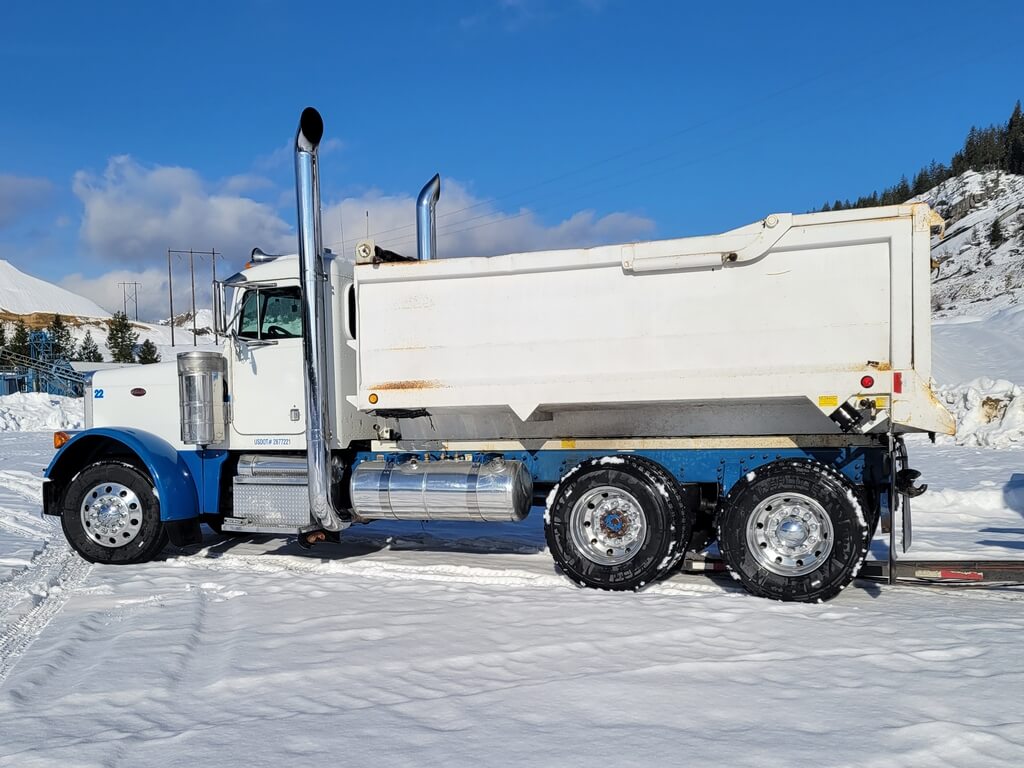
1,0 -> 1022,318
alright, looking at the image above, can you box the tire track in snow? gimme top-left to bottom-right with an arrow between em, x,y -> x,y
169,545 -> 733,597
0,470 -> 44,504
0,470 -> 49,539
0,539 -> 91,686
0,469 -> 93,687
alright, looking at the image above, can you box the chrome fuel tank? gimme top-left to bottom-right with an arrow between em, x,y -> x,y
350,456 -> 532,522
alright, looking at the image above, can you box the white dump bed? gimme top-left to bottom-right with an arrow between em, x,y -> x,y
351,204 -> 954,438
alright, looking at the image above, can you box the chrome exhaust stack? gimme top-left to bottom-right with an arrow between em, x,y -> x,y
294,106 -> 346,533
416,173 -> 441,261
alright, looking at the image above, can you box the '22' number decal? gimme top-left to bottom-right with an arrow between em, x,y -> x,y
94,389 -> 105,399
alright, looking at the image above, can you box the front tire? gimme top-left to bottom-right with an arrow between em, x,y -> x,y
60,461 -> 167,564
717,460 -> 870,602
545,456 -> 691,591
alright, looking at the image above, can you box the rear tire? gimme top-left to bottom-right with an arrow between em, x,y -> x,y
717,460 -> 870,602
60,461 -> 167,564
545,456 -> 691,591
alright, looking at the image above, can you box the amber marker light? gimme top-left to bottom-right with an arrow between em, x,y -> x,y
53,431 -> 71,449
368,393 -> 379,405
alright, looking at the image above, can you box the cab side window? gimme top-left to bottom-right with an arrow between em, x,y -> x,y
237,287 -> 303,340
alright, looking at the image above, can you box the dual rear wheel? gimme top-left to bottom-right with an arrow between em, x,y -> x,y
544,456 -> 692,591
716,460 -> 874,602
546,456 -> 874,602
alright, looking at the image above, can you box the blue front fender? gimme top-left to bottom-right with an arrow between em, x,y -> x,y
45,428 -> 201,522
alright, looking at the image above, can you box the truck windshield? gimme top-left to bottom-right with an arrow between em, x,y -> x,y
237,287 -> 303,340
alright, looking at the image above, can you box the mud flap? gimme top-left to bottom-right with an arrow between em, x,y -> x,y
165,518 -> 203,547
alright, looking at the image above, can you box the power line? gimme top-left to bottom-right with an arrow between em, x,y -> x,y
324,20 -> 962,256
328,69 -> 837,253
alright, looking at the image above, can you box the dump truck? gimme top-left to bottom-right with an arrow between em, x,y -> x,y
42,108 -> 955,602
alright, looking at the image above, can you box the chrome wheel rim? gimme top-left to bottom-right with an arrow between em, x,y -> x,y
569,486 -> 647,566
746,492 -> 834,576
80,482 -> 143,548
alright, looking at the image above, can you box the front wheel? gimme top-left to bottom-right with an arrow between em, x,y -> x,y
60,461 -> 167,564
717,460 -> 871,602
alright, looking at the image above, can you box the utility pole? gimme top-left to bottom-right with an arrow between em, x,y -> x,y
167,249 -> 175,347
207,248 -> 221,343
189,249 -> 197,347
168,248 -> 219,348
117,281 -> 141,320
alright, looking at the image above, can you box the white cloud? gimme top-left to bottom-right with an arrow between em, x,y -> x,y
61,267 -> 173,321
0,174 -> 55,229
220,173 -> 274,195
73,156 -> 294,265
255,136 -> 344,171
64,156 -> 654,320
320,178 -> 655,259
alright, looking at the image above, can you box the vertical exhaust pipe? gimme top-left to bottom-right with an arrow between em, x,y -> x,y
416,173 -> 441,261
294,107 -> 345,533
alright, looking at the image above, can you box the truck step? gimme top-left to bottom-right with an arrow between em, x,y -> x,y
230,472 -> 314,532
220,517 -> 317,535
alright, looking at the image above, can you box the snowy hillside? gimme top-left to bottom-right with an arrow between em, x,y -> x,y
0,259 -> 216,359
160,308 -> 215,335
0,260 -> 109,319
920,170 -> 1024,317
913,170 -> 1024,446
64,318 -> 216,361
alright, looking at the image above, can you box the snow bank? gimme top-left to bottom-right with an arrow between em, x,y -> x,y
0,393 -> 84,432
936,377 -> 1024,448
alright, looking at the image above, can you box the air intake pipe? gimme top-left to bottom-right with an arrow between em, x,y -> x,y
416,173 -> 441,261
294,106 -> 346,533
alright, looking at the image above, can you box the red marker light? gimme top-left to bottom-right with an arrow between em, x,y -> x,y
893,372 -> 903,394
860,375 -> 875,389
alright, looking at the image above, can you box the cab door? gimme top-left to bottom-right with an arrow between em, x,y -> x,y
230,284 -> 306,437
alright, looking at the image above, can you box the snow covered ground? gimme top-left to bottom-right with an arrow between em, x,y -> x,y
2,311 -> 1024,765
0,429 -> 1022,766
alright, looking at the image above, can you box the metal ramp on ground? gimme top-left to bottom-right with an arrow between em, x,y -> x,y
0,348 -> 88,397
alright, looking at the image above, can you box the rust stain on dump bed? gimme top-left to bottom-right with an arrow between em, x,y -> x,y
866,361 -> 892,371
371,379 -> 444,390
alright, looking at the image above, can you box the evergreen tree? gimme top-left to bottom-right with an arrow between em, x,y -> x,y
817,101 -> 1019,213
989,217 -> 1006,248
1007,100 -> 1024,175
47,313 -> 76,360
10,319 -> 29,358
137,339 -> 161,365
77,330 -> 103,363
0,322 -> 7,352
106,312 -> 138,363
